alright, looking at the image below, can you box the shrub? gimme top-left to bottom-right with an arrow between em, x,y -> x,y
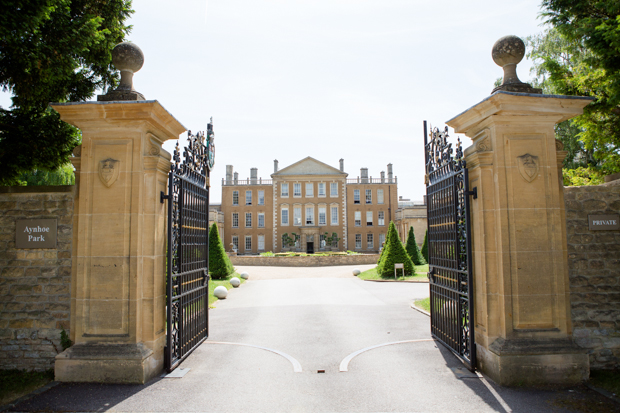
209,224 -> 234,279
405,227 -> 426,265
421,229 -> 429,263
377,221 -> 414,277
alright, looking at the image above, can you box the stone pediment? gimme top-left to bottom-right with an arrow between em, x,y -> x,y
272,157 -> 347,177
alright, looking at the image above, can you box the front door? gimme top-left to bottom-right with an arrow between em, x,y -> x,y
307,242 -> 314,254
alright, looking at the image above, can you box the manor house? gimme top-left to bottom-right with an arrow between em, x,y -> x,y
219,157 -> 398,254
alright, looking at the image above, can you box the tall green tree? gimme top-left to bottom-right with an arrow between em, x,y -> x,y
0,0 -> 133,185
208,224 -> 234,280
405,227 -> 426,265
377,221 -> 414,278
421,230 -> 429,263
526,2 -> 620,175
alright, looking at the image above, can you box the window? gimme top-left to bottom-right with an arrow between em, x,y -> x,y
330,182 -> 338,197
318,183 -> 326,197
365,189 -> 372,204
281,183 -> 289,197
331,206 -> 338,225
367,233 -> 374,249
320,234 -> 326,249
378,211 -> 385,226
379,233 -> 386,248
258,190 -> 265,206
232,236 -> 238,251
245,235 -> 252,252
305,206 -> 314,225
318,207 -> 326,225
232,191 -> 239,206
258,213 -> 265,228
366,211 -> 373,226
293,183 -> 301,197
246,190 -> 252,205
354,189 -> 360,204
377,189 -> 384,204
306,183 -> 314,197
281,207 -> 289,225
245,212 -> 252,227
355,234 -> 362,249
258,235 -> 265,251
232,213 -> 239,228
355,211 -> 361,226
294,207 -> 302,226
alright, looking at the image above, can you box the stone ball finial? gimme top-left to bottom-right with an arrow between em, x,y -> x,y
491,35 -> 541,95
98,42 -> 145,101
112,42 -> 144,74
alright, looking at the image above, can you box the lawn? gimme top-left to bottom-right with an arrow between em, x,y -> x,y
590,370 -> 620,396
209,272 -> 246,306
357,265 -> 429,281
413,297 -> 430,313
0,369 -> 54,406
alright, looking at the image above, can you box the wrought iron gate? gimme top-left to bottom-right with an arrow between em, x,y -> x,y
162,122 -> 215,372
423,121 -> 476,370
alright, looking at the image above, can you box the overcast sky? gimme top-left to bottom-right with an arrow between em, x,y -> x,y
2,0 -> 547,202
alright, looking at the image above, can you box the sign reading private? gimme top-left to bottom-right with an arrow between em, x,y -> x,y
16,219 -> 57,249
588,214 -> 620,231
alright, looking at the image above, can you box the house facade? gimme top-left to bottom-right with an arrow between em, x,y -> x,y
220,157 -> 398,254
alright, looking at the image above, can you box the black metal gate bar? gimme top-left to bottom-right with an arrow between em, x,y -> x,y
163,123 -> 215,372
424,121 -> 476,370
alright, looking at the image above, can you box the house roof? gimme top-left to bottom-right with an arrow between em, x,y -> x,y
271,156 -> 347,177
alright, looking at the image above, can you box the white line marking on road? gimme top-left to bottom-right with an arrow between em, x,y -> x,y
206,341 -> 303,372
476,371 -> 512,413
339,339 -> 435,372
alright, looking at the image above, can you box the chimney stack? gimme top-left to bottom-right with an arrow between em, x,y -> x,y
226,165 -> 233,185
339,158 -> 344,172
387,163 -> 393,183
361,167 -> 368,184
274,159 -> 279,173
380,171 -> 385,183
233,172 -> 238,185
250,168 -> 258,185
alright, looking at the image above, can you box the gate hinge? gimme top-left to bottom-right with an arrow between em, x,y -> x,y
160,191 -> 171,204
465,187 -> 478,199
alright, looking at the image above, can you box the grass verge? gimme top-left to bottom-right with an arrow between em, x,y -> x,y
0,369 -> 54,406
209,272 -> 245,307
590,370 -> 620,396
413,297 -> 430,313
358,265 -> 429,281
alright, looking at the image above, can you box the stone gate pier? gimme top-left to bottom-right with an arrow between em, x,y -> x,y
50,43 -> 185,383
445,36 -> 593,385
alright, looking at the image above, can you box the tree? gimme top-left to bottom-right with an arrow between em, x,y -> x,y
421,230 -> 429,263
0,0 -> 133,185
526,2 -> 620,175
17,164 -> 75,186
208,224 -> 234,280
405,227 -> 426,265
376,221 -> 414,278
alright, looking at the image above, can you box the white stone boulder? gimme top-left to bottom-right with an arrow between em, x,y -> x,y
230,277 -> 241,288
352,269 -> 361,276
214,286 -> 228,299
240,272 -> 249,280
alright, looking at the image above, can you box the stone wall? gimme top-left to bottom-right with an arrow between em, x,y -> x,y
231,254 -> 380,267
565,180 -> 620,369
0,186 -> 74,371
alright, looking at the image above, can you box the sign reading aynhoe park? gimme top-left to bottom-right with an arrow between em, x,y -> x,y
16,219 -> 58,249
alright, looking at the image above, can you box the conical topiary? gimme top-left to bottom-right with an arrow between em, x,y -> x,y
421,229 -> 429,263
209,223 -> 234,279
405,227 -> 426,265
377,221 -> 414,277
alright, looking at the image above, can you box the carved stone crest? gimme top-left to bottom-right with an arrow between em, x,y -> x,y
99,158 -> 120,188
517,153 -> 539,183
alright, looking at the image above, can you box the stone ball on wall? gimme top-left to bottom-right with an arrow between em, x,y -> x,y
240,272 -> 249,280
214,286 -> 228,299
112,42 -> 144,73
352,269 -> 361,276
230,277 -> 241,288
491,35 -> 525,67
